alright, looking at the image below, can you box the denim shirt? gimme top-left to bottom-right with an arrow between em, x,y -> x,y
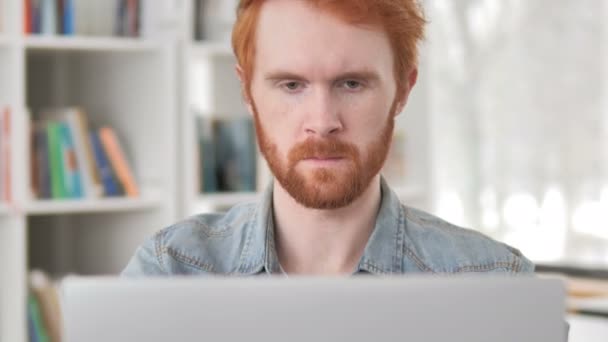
122,178 -> 534,276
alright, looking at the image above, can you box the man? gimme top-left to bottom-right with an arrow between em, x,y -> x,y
122,0 -> 534,276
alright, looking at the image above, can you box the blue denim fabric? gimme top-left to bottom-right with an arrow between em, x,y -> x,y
122,178 -> 534,276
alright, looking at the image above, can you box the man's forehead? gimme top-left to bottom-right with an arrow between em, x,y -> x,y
254,0 -> 393,79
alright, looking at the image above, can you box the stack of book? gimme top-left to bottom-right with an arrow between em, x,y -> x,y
27,269 -> 62,342
31,107 -> 139,200
24,0 -> 148,37
196,115 -> 257,193
0,106 -> 12,204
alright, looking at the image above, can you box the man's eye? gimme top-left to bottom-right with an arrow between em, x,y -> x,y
283,82 -> 301,91
344,80 -> 362,90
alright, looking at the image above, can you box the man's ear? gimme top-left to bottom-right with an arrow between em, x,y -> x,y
393,68 -> 418,117
235,64 -> 254,116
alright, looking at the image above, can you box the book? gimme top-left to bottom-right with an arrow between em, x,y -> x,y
197,116 -> 257,194
32,108 -> 139,200
39,0 -> 57,35
29,270 -> 62,342
32,123 -> 52,199
27,293 -> 50,342
24,0 -> 34,33
98,126 -> 139,197
90,130 -> 121,197
61,0 -> 75,35
32,0 -> 41,34
58,121 -> 83,198
214,117 -> 257,192
64,108 -> 102,198
46,122 -> 68,199
196,116 -> 217,193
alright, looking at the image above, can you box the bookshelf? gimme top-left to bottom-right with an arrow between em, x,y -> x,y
0,1 -> 182,342
179,0 -> 273,217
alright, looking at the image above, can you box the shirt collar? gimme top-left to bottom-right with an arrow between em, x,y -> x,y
239,177 -> 406,276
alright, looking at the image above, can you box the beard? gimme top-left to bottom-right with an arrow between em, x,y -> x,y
252,102 -> 396,210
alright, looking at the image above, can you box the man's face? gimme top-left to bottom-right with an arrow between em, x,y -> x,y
247,0 -> 400,210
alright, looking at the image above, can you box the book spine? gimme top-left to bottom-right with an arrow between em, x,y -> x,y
197,116 -> 217,193
115,0 -> 127,36
40,0 -> 57,35
34,126 -> 52,199
56,0 -> 63,34
66,109 -> 99,198
28,294 -> 50,342
59,121 -> 83,198
32,0 -> 41,34
47,122 -> 67,199
99,127 -> 139,197
24,0 -> 33,34
90,131 -> 120,197
62,0 -> 75,35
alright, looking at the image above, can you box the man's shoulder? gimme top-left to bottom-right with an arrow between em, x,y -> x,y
402,206 -> 534,274
123,202 -> 260,276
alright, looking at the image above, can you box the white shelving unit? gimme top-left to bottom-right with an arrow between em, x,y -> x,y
25,194 -> 163,216
190,41 -> 233,58
0,1 -> 181,341
0,203 -> 9,215
0,35 -> 10,46
24,36 -> 163,52
179,0 -> 272,217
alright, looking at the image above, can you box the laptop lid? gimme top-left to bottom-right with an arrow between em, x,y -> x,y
61,276 -> 565,342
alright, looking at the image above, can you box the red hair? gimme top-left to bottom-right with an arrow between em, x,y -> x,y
232,0 -> 426,101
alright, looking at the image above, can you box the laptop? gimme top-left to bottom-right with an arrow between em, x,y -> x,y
60,276 -> 566,342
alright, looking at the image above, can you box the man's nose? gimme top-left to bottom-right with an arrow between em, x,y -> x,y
302,88 -> 343,137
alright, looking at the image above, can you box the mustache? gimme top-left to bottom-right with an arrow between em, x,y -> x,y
288,138 -> 359,164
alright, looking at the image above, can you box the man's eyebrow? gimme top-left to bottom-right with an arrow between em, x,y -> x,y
264,70 -> 381,82
264,71 -> 306,81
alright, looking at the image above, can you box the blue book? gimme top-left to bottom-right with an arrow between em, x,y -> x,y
59,122 -> 83,198
32,0 -> 41,34
62,0 -> 75,35
90,131 -> 120,197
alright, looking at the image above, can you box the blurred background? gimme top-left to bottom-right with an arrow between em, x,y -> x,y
0,0 -> 607,341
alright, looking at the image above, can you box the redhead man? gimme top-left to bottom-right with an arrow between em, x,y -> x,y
123,0 -> 534,276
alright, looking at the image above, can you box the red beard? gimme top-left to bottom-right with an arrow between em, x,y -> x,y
252,102 -> 395,210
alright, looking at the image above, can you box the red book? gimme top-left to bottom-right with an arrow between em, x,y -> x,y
24,0 -> 33,34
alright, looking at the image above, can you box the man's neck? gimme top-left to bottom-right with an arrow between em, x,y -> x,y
272,176 -> 382,275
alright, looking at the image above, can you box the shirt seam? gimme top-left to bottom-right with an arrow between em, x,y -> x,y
154,231 -> 167,274
164,247 -> 215,272
454,260 -> 519,273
